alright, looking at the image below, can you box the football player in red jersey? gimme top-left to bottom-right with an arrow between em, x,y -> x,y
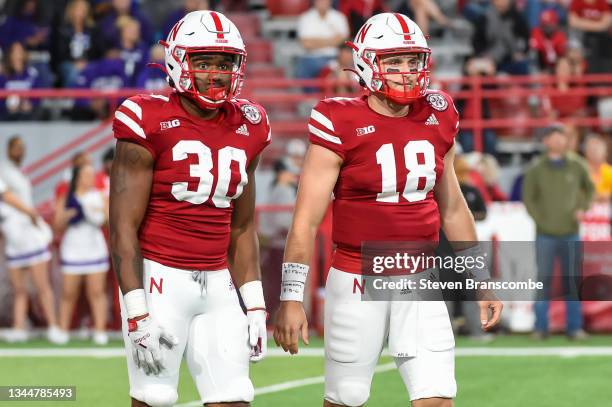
274,13 -> 503,407
110,11 -> 269,407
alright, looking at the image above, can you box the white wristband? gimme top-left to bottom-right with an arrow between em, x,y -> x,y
280,263 -> 309,302
239,280 -> 266,310
456,245 -> 490,282
124,289 -> 148,319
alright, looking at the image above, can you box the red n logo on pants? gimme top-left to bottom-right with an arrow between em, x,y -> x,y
150,277 -> 164,294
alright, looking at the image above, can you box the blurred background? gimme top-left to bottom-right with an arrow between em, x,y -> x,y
0,0 -> 610,355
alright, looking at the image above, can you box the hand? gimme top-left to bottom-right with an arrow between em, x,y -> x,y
247,309 -> 267,362
476,288 -> 503,331
128,314 -> 179,375
273,301 -> 309,355
26,208 -> 39,225
575,209 -> 585,221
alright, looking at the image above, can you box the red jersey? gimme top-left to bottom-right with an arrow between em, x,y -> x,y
308,92 -> 458,273
112,92 -> 270,270
570,0 -> 610,20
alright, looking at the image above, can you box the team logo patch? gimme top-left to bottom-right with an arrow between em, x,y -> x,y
240,104 -> 262,124
426,93 -> 448,112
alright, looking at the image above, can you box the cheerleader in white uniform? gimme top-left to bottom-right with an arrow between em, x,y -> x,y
0,136 -> 60,344
54,164 -> 109,345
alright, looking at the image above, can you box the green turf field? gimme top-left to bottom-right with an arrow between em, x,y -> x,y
1,335 -> 611,406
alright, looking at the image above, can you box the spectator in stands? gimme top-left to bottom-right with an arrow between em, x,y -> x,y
568,0 -> 612,73
95,147 -> 115,197
54,0 -> 95,87
523,0 -> 569,29
583,134 -> 612,202
54,163 -> 110,346
522,124 -> 594,340
462,0 -> 489,25
545,52 -> 588,119
92,0 -> 152,59
0,136 -> 61,344
339,0 -> 385,37
455,155 -> 487,221
296,0 -> 350,80
115,16 -> 149,85
478,153 -> 508,201
472,0 -> 531,75
55,151 -> 94,200
162,0 -> 210,38
530,9 -> 567,72
456,56 -> 498,155
0,42 -> 46,120
71,52 -> 127,119
0,0 -> 49,51
0,178 -> 38,223
318,44 -> 361,95
395,0 -> 452,37
135,44 -> 168,90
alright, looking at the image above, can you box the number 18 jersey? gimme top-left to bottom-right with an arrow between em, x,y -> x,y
113,92 -> 270,270
308,91 -> 458,273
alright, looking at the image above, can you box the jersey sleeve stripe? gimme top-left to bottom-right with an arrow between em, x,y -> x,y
266,114 -> 271,141
310,109 -> 335,132
308,124 -> 341,145
121,99 -> 142,120
115,111 -> 146,139
150,94 -> 169,102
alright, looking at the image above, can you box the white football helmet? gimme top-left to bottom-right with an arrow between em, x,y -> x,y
347,13 -> 431,104
161,10 -> 246,109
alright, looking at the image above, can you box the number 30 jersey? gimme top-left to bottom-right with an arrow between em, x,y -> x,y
112,92 -> 270,270
308,91 -> 458,273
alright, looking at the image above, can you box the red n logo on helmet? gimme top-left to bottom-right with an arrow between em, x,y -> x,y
357,23 -> 372,43
169,20 -> 184,41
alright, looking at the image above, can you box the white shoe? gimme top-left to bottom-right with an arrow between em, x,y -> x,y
4,329 -> 29,343
92,331 -> 108,346
47,326 -> 69,345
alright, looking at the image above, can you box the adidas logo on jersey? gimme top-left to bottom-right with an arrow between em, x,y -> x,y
236,124 -> 249,136
425,114 -> 439,126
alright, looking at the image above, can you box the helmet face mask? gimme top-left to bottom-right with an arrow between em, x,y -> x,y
175,47 -> 245,109
370,49 -> 431,104
348,13 -> 431,105
162,11 -> 246,110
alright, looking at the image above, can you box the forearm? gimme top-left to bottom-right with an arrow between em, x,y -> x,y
3,191 -> 34,217
110,226 -> 144,294
301,36 -> 343,50
570,14 -> 610,31
228,221 -> 261,288
283,219 -> 318,265
109,140 -> 153,296
441,204 -> 478,243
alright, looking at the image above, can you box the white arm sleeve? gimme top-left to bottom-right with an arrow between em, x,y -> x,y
0,178 -> 6,194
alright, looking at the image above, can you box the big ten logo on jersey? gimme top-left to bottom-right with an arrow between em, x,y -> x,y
356,125 -> 376,136
376,140 -> 436,203
161,119 -> 181,130
171,140 -> 248,208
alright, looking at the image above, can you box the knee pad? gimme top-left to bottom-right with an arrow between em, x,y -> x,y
334,379 -> 370,407
132,385 -> 178,407
229,377 -> 255,402
202,377 -> 254,404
